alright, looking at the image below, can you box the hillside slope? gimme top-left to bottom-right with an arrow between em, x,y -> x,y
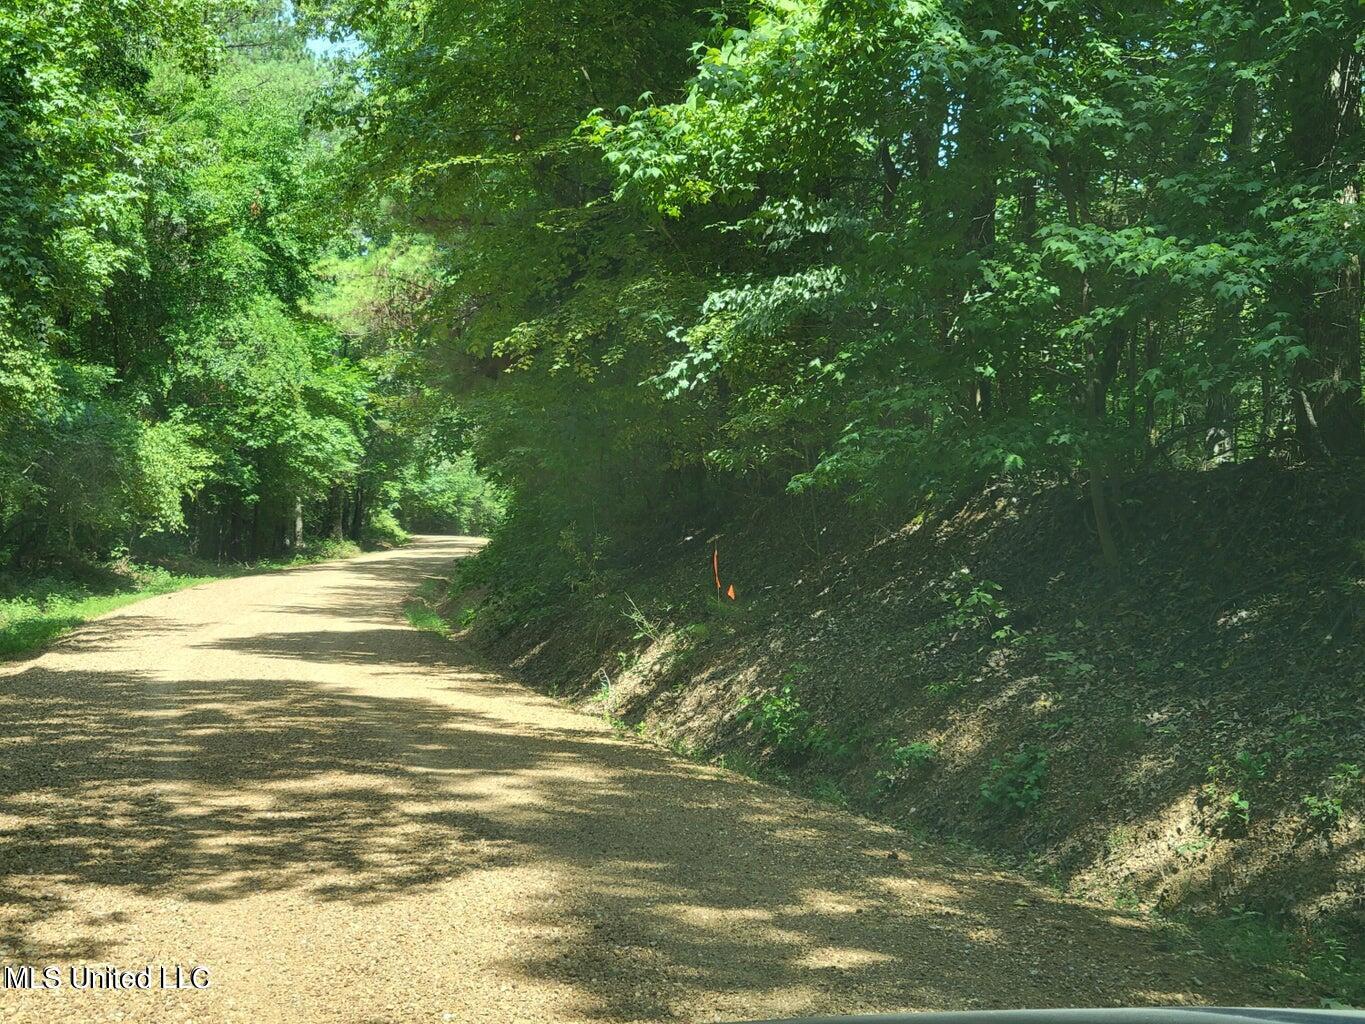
448,461 -> 1364,997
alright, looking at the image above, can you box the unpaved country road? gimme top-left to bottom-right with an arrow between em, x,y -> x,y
0,536 -> 1278,1023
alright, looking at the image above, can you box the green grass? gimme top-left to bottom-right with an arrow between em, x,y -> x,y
0,568 -> 216,658
403,575 -> 453,637
1145,908 -> 1364,1008
1195,913 -> 1363,1007
404,603 -> 451,636
0,538 -> 368,660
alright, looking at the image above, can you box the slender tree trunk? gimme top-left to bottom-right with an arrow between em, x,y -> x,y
1060,163 -> 1121,574
1286,30 -> 1365,455
954,71 -> 999,421
330,485 -> 345,539
250,501 -> 263,561
350,485 -> 364,540
1081,267 -> 1121,575
1206,75 -> 1258,463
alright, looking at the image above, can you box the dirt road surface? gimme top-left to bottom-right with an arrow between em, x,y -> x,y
0,537 -> 1278,1023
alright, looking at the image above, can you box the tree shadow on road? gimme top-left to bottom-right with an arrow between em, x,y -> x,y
0,552 -> 1294,1019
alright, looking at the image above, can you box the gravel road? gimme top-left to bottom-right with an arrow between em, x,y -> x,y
0,537 -> 1279,1023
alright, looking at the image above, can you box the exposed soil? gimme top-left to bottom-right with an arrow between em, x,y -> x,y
0,537 -> 1315,1022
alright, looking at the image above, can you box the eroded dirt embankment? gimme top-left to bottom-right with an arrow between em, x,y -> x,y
0,536 -> 1315,1023
462,463 -> 1364,981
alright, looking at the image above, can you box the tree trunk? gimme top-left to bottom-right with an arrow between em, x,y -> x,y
330,485 -> 345,539
954,70 -> 999,422
350,484 -> 364,540
1081,270 -> 1122,576
1287,29 -> 1365,455
1206,73 -> 1258,463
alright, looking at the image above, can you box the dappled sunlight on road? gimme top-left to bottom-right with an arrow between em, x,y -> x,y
0,538 -> 1277,1023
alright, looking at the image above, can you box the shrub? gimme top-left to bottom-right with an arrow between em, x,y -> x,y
364,508 -> 410,548
938,568 -> 1016,643
886,739 -> 938,769
1201,748 -> 1273,836
980,746 -> 1049,815
738,682 -> 848,764
1302,794 -> 1344,831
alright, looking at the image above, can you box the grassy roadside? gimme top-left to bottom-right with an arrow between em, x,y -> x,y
402,576 -> 455,637
0,538 -> 367,660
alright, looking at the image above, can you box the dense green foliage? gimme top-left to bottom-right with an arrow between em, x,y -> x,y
316,0 -> 1364,590
0,4 -> 495,564
12,1 -> 1361,571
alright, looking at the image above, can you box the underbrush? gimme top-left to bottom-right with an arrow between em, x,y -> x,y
279,537 -> 365,564
362,510 -> 411,549
1178,910 -> 1365,1007
402,576 -> 452,637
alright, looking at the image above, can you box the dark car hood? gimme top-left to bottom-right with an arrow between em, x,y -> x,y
743,1009 -> 1363,1024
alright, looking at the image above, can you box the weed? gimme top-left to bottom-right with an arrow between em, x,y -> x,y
876,738 -> 937,789
938,568 -> 1016,644
738,680 -> 849,764
1302,793 -> 1344,831
925,677 -> 966,697
1043,648 -> 1096,682
1113,888 -> 1142,911
1301,762 -> 1362,833
705,600 -> 753,634
980,745 -> 1049,815
678,621 -> 711,644
804,778 -> 850,808
591,668 -> 614,712
713,749 -> 774,781
1038,714 -> 1075,736
404,603 -> 450,637
668,737 -> 700,759
660,620 -> 711,675
1175,837 -> 1212,859
623,594 -> 666,644
1276,712 -> 1338,765
1331,761 -> 1362,785
1202,747 -> 1273,836
1232,748 -> 1272,781
885,739 -> 938,771
1106,823 -> 1138,853
557,526 -> 610,592
1201,782 -> 1251,834
1189,910 -> 1365,1006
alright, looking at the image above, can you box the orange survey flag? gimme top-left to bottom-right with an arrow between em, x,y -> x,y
712,546 -> 737,601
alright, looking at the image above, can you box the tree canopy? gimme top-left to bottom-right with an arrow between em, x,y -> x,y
2,0 -> 1362,571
